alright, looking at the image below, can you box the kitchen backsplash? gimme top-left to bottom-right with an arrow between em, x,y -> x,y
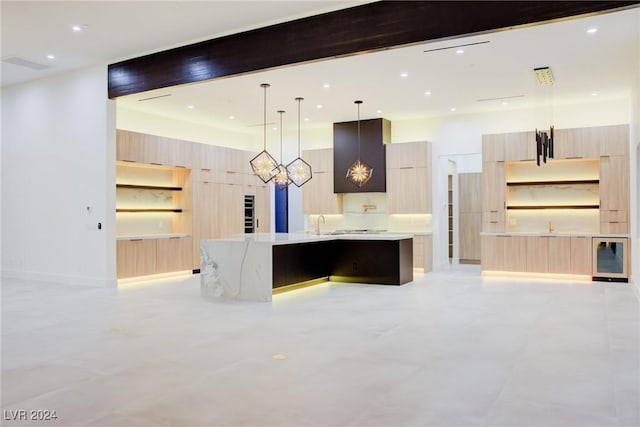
305,192 -> 431,233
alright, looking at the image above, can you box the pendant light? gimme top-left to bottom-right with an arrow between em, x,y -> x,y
346,100 -> 372,187
286,97 -> 312,187
250,83 -> 279,183
272,110 -> 292,189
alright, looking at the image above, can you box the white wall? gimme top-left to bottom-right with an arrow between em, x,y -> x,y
1,65 -> 116,287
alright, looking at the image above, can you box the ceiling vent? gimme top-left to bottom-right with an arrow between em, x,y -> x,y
2,56 -> 49,71
533,67 -> 554,85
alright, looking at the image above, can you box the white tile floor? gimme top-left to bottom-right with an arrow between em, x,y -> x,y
2,266 -> 639,427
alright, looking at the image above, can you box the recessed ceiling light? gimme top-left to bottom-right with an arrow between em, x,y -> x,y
376,109 -> 382,114
316,104 -> 323,109
591,92 -> 599,96
229,115 -> 235,120
450,107 -> 457,112
46,54 -> 55,60
304,118 -> 309,121
400,72 -> 408,78
456,49 -> 464,54
187,105 -> 194,109
424,91 -> 431,96
587,28 -> 598,34
272,127 -> 278,131
323,83 -> 330,89
502,101 -> 509,106
71,25 -> 83,32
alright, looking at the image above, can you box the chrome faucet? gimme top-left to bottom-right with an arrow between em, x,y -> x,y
316,215 -> 325,235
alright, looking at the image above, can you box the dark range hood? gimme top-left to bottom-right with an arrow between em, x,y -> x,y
333,118 -> 390,193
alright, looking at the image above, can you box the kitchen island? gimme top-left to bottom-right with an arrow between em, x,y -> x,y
200,232 -> 413,301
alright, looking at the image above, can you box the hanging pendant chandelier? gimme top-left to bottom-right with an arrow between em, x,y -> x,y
250,83 -> 279,183
346,100 -> 372,187
272,110 -> 292,189
286,97 -> 312,187
532,67 -> 555,167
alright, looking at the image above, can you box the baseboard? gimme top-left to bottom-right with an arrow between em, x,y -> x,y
1,269 -> 117,288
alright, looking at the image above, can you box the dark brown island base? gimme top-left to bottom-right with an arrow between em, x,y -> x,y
272,238 -> 413,289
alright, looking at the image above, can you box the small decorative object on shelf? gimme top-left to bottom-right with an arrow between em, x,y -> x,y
346,100 -> 373,187
250,83 -> 279,183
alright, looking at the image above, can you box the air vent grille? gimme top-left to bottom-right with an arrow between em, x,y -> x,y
2,57 -> 49,70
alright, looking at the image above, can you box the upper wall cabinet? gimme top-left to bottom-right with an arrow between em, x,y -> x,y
116,130 -> 170,165
485,125 -> 629,162
302,148 -> 343,215
504,131 -> 536,162
386,141 -> 430,168
385,142 -> 432,214
482,134 -> 505,162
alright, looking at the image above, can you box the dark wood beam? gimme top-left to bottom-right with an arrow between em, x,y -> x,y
108,1 -> 639,99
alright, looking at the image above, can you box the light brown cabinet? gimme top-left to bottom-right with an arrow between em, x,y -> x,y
571,236 -> 592,275
117,237 -> 193,279
387,167 -> 431,214
481,235 -> 593,276
386,142 -> 429,168
481,161 -> 505,232
504,131 -> 536,162
156,237 -> 193,273
600,155 -> 629,233
302,148 -> 343,214
385,142 -> 431,214
116,239 -> 157,279
412,235 -> 433,272
482,134 -> 505,162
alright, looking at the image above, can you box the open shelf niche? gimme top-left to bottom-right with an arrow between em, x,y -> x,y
116,161 -> 192,237
505,158 -> 600,233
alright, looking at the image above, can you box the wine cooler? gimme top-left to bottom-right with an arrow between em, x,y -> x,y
592,237 -> 629,282
244,195 -> 255,233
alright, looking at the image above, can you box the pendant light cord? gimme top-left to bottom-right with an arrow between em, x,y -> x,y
356,100 -> 363,159
261,83 -> 270,151
296,97 -> 303,157
278,110 -> 285,162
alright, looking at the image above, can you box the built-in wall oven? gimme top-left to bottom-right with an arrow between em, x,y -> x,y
592,237 -> 629,282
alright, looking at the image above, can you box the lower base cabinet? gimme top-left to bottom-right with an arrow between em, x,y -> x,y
413,235 -> 433,272
117,239 -> 157,278
481,235 -> 594,276
117,237 -> 193,279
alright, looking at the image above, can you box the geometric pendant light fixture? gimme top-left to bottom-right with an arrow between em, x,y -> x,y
250,83 -> 279,183
286,97 -> 313,187
346,100 -> 373,187
272,110 -> 292,189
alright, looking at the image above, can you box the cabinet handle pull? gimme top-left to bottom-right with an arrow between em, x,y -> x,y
131,239 -> 143,241
399,166 -> 414,169
226,171 -> 236,174
201,168 -> 211,172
